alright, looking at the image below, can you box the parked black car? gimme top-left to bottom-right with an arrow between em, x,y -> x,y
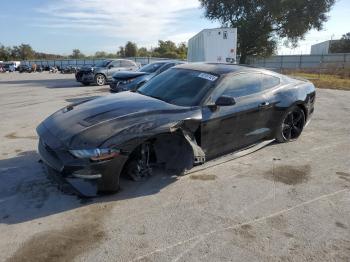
75,59 -> 139,86
18,65 -> 32,73
37,63 -> 315,195
110,61 -> 183,92
61,65 -> 79,74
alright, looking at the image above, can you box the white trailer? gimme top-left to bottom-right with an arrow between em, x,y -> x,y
10,61 -> 21,69
187,28 -> 237,63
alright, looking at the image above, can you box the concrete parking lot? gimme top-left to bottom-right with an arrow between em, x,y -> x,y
0,72 -> 349,262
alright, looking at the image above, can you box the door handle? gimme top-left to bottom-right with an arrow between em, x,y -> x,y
258,102 -> 270,108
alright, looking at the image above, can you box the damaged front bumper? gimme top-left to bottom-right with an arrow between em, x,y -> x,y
109,81 -> 136,93
37,125 -> 128,196
75,72 -> 94,83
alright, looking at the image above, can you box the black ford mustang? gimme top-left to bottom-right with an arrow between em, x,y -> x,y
37,63 -> 315,195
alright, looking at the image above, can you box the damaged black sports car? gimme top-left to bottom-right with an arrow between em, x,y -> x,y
37,63 -> 315,195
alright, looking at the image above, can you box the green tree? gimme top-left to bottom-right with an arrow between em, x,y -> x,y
0,44 -> 11,61
176,42 -> 188,60
10,46 -> 21,60
19,44 -> 35,60
70,49 -> 84,59
117,46 -> 125,57
154,40 -> 177,56
330,33 -> 350,53
199,0 -> 336,63
125,41 -> 138,57
138,47 -> 149,57
94,51 -> 108,58
8,44 -> 35,60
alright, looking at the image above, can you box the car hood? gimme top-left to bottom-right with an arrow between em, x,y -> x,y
112,71 -> 150,80
38,92 -> 201,149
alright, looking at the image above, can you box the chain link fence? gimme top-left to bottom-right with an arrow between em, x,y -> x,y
19,54 -> 350,75
20,57 -> 181,68
247,53 -> 350,74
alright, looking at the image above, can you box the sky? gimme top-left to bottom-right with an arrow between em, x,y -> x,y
0,0 -> 349,56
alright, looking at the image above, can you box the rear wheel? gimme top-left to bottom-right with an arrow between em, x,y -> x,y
95,74 -> 106,86
276,106 -> 305,143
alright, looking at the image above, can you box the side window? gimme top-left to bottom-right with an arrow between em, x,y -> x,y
219,73 -> 262,98
261,74 -> 280,90
121,60 -> 134,67
158,63 -> 174,73
111,61 -> 121,67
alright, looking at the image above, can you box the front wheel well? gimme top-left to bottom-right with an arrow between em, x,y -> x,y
296,103 -> 307,123
121,132 -> 195,179
95,73 -> 106,78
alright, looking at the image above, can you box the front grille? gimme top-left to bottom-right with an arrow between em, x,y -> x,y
76,71 -> 83,80
43,141 -> 59,159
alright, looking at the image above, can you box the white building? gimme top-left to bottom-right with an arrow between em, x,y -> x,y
310,40 -> 340,55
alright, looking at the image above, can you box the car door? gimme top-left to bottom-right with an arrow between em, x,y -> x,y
201,72 -> 271,159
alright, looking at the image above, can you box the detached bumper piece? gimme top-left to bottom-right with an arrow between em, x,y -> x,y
110,82 -> 131,93
42,163 -> 99,197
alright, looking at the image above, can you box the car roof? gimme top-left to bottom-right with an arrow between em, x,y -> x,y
152,60 -> 184,64
174,62 -> 263,75
106,59 -> 134,61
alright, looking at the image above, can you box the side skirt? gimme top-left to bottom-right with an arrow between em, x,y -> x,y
185,139 -> 275,175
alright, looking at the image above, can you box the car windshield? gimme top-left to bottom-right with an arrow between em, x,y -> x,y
137,68 -> 218,107
94,60 -> 111,67
139,62 -> 165,73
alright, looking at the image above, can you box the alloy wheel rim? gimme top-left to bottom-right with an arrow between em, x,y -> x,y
282,110 -> 304,140
97,76 -> 104,85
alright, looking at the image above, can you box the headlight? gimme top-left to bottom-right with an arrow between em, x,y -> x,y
91,67 -> 94,72
121,78 -> 135,85
69,148 -> 120,161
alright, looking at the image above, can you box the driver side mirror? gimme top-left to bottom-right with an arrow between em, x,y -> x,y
108,64 -> 114,69
215,96 -> 236,106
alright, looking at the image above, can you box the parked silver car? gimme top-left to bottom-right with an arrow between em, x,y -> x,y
75,59 -> 139,86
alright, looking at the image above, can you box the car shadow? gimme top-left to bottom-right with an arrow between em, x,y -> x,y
0,79 -> 82,88
0,140 -> 276,225
0,151 -> 178,225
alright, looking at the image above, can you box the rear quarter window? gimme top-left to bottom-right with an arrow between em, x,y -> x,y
121,60 -> 135,67
261,74 -> 280,90
111,61 -> 121,67
218,73 -> 262,98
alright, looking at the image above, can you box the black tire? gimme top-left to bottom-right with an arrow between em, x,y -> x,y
82,82 -> 90,86
95,74 -> 106,86
276,106 -> 305,143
